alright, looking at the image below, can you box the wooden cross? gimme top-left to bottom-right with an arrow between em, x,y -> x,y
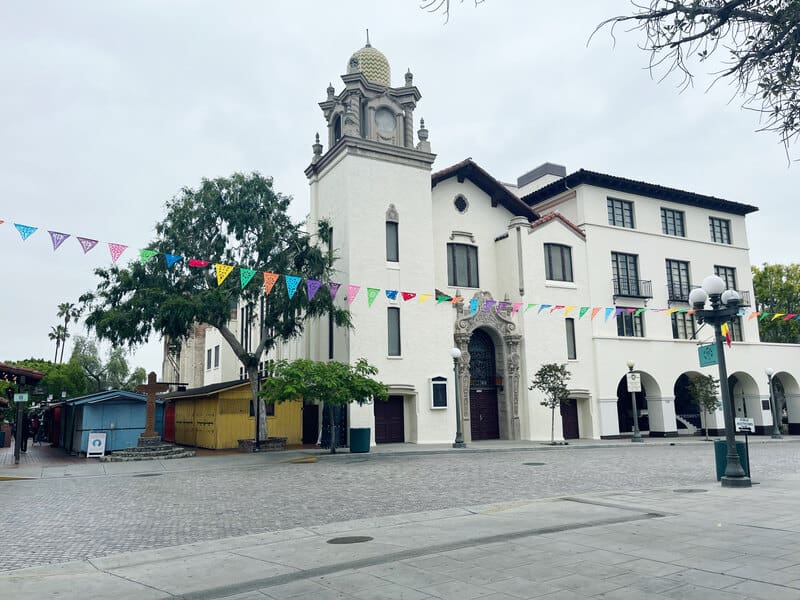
137,371 -> 170,438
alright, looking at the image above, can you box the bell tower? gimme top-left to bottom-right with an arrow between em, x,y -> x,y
305,36 -> 454,444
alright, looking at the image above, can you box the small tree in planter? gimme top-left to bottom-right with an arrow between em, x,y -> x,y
260,358 -> 388,453
689,374 -> 720,441
529,363 -> 571,445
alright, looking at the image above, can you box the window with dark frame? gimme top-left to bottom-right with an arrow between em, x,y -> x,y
709,217 -> 732,244
730,317 -> 744,342
206,349 -> 212,370
447,243 -> 479,288
565,318 -> 577,359
611,252 -> 640,296
661,208 -> 686,237
671,312 -> 697,340
607,198 -> 634,228
431,376 -> 447,408
714,265 -> 737,291
214,345 -> 220,368
666,259 -> 691,302
386,221 -> 399,262
617,310 -> 645,337
388,307 -> 401,356
544,243 -> 574,282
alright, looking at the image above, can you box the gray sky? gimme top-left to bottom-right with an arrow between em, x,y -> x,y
1,0 -> 796,374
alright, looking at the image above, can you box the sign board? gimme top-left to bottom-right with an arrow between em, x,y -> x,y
13,393 -> 29,404
626,372 -> 641,393
698,344 -> 718,367
87,432 -> 107,458
735,417 -> 755,433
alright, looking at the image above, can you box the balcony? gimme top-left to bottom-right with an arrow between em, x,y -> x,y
667,283 -> 691,303
612,278 -> 653,300
686,286 -> 751,307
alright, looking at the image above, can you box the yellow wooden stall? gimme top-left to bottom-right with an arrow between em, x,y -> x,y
164,380 -> 301,449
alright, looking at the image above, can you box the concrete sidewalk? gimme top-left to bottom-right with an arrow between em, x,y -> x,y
5,473 -> 800,599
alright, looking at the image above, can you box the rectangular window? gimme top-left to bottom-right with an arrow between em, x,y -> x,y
214,345 -> 220,368
431,376 -> 447,409
666,259 -> 691,302
206,349 -> 212,370
709,217 -> 731,244
671,312 -> 697,340
730,317 -> 743,342
328,314 -> 334,360
388,307 -> 401,356
660,208 -> 686,237
447,243 -> 479,288
607,198 -> 634,228
544,243 -> 573,282
714,265 -> 737,291
617,309 -> 645,338
386,222 -> 399,262
565,318 -> 577,360
611,252 -> 640,296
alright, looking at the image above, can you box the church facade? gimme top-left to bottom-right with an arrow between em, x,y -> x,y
164,40 -> 800,445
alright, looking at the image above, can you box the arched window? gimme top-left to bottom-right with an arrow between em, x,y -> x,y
386,204 -> 399,262
333,115 -> 342,144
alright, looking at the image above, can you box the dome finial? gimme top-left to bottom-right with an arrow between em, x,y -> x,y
365,28 -> 371,47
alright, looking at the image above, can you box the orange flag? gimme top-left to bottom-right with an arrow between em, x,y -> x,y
263,272 -> 280,296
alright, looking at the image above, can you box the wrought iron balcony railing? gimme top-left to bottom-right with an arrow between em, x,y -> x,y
613,278 -> 653,299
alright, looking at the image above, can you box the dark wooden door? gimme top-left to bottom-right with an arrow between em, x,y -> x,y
375,395 -> 404,443
560,400 -> 579,440
302,401 -> 319,444
163,402 -> 175,443
470,389 -> 499,440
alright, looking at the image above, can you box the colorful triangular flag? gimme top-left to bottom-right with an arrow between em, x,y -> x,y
579,307 -> 590,319
367,287 -> 380,306
401,292 -> 416,302
77,237 -> 98,254
215,263 -> 234,286
306,279 -> 322,300
484,300 -> 496,312
188,258 -> 209,268
139,249 -> 158,263
14,223 -> 37,241
165,254 -> 183,269
48,231 -> 70,251
328,282 -> 341,300
108,243 -> 127,263
385,290 -> 398,301
240,268 -> 257,288
512,302 -> 523,315
590,307 -> 601,320
263,272 -> 279,295
604,307 -> 616,321
346,285 -> 361,305
470,298 -> 479,316
285,275 -> 302,299
419,293 -> 432,304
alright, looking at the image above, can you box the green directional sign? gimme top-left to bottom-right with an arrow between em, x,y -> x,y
698,343 -> 718,367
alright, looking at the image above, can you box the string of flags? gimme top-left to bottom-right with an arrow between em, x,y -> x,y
4,219 -> 800,323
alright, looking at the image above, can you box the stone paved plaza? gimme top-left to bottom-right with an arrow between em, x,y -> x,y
3,439 -> 800,575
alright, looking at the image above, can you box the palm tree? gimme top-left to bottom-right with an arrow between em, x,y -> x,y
56,302 -> 81,363
48,326 -> 63,363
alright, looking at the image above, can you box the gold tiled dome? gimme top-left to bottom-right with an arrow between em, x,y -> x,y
347,44 -> 390,87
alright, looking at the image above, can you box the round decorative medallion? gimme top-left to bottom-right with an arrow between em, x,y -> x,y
454,195 -> 468,213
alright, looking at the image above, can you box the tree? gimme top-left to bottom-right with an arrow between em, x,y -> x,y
56,302 -> 82,363
80,172 -> 351,441
68,336 -> 146,392
3,358 -> 88,402
260,358 -> 388,453
48,326 -> 64,363
689,373 -> 721,440
598,1 -> 800,154
752,263 -> 800,342
421,0 -> 484,23
529,363 -> 572,445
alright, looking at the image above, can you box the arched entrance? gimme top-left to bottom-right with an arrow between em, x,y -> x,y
453,292 -> 523,441
468,329 -> 500,440
674,372 -> 702,435
616,376 -> 648,436
728,372 -> 762,432
776,372 -> 800,434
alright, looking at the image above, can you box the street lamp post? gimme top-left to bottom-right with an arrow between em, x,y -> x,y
626,361 -> 643,442
765,368 -> 782,439
450,347 -> 466,448
689,275 -> 751,488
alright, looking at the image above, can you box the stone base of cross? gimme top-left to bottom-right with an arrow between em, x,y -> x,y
136,371 -> 170,443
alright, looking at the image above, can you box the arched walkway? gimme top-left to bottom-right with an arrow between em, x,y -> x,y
674,371 -> 704,435
728,372 -> 763,432
616,371 -> 663,436
774,372 -> 800,434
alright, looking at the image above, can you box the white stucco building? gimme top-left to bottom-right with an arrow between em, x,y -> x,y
164,39 -> 800,446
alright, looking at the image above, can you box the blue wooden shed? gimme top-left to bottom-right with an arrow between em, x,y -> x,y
60,390 -> 165,455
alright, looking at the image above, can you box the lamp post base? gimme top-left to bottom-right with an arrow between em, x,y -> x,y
452,441 -> 466,449
771,433 -> 783,439
631,437 -> 644,443
721,476 -> 752,488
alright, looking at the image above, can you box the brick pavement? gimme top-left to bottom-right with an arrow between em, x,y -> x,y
2,439 -> 800,574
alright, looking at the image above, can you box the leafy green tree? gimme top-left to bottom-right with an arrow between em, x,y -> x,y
260,358 -> 388,453
529,363 -> 572,445
48,326 -> 64,363
68,336 -> 145,393
752,263 -> 800,343
56,302 -> 82,363
689,374 -> 721,440
1,358 -> 87,404
80,172 -> 351,440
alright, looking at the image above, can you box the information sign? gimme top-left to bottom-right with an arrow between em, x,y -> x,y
13,393 -> 29,404
735,417 -> 755,433
698,344 -> 718,367
87,432 -> 107,458
626,372 -> 641,393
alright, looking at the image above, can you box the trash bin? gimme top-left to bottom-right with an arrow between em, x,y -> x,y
349,428 -> 371,453
713,439 -> 750,480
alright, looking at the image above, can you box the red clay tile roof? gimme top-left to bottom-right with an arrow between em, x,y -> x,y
529,212 -> 585,238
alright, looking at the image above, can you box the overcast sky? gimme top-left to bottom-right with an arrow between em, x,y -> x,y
1,0 -> 796,374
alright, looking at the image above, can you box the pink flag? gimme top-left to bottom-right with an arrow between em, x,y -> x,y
347,285 -> 361,305
108,243 -> 128,263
